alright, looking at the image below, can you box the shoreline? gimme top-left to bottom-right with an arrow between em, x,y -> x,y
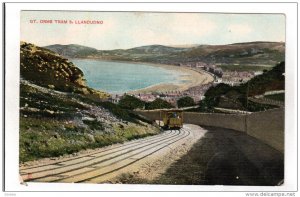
70,57 -> 214,94
128,64 -> 214,94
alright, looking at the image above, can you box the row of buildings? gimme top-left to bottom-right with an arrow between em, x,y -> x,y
180,61 -> 264,86
108,83 -> 214,107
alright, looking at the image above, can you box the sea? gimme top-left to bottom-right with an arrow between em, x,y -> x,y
71,59 -> 182,94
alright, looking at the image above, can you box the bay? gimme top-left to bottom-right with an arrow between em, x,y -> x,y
71,59 -> 182,94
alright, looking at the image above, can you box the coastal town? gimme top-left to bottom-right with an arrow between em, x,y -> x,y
109,62 -> 263,107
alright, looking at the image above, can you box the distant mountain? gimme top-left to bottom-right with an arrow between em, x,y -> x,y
44,44 -> 188,57
181,42 -> 284,60
167,44 -> 200,48
44,41 -> 285,69
127,45 -> 189,54
45,44 -> 98,58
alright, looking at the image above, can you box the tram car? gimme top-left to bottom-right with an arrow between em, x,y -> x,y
161,110 -> 183,129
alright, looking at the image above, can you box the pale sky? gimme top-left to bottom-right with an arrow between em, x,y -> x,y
21,11 -> 285,50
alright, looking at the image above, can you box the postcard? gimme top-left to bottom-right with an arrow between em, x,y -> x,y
3,3 -> 299,194
17,10 -> 286,186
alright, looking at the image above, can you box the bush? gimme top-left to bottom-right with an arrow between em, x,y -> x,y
198,97 -> 219,112
145,98 -> 174,110
177,96 -> 195,108
204,83 -> 232,99
118,95 -> 145,110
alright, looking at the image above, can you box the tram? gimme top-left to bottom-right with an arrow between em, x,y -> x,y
161,110 -> 183,129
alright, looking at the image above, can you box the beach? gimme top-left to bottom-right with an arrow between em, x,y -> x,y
128,63 -> 214,94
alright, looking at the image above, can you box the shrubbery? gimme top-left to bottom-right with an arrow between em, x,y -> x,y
177,96 -> 196,108
118,95 -> 174,110
145,98 -> 174,110
118,95 -> 145,110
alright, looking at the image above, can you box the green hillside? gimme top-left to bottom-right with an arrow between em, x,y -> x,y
21,41 -> 109,99
20,42 -> 160,162
196,61 -> 285,112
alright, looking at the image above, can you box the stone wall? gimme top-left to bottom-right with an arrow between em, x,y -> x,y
135,108 -> 284,153
246,108 -> 284,153
182,112 -> 247,132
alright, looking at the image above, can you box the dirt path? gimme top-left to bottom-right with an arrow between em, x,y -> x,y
20,124 -> 207,184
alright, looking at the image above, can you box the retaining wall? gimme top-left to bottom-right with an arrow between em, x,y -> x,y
246,109 -> 284,153
183,112 -> 247,132
135,108 -> 284,153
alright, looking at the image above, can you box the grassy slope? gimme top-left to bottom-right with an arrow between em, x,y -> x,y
20,42 -> 160,162
21,42 -> 110,99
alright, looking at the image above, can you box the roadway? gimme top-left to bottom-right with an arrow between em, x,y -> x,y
20,124 -> 283,185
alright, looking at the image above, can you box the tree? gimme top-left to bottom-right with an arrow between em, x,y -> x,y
145,98 -> 174,110
118,95 -> 145,110
204,83 -> 231,99
177,96 -> 195,108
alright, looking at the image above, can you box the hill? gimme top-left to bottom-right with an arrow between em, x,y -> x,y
45,44 -> 98,58
196,61 -> 285,112
20,42 -> 160,162
180,42 -> 284,66
44,41 -> 285,69
21,41 -> 109,99
127,45 -> 189,54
